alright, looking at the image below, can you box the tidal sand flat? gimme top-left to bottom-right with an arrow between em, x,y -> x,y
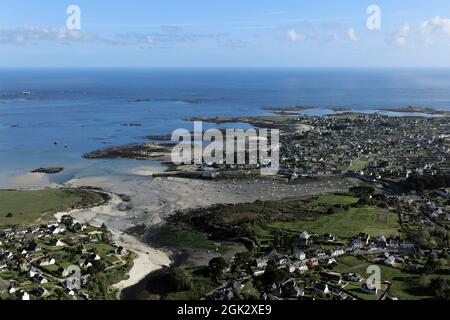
6,172 -> 51,190
112,230 -> 171,293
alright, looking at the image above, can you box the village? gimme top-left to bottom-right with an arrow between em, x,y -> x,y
185,187 -> 450,301
0,215 -> 132,300
143,113 -> 450,301
277,113 -> 450,180
2,113 -> 450,301
188,113 -> 450,181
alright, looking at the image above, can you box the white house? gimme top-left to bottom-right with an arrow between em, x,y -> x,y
315,283 -> 330,295
255,258 -> 268,269
299,231 -> 310,240
361,283 -> 378,295
17,291 -> 30,301
330,249 -> 345,257
384,256 -> 396,267
28,266 -> 39,278
295,261 -> 308,272
32,274 -> 48,285
294,251 -> 306,261
39,258 -> 56,267
285,264 -> 296,273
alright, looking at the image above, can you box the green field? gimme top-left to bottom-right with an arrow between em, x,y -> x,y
164,267 -> 216,300
154,224 -> 220,251
0,189 -> 105,227
311,194 -> 359,206
335,256 -> 447,300
269,206 -> 400,237
172,194 -> 400,240
348,158 -> 369,171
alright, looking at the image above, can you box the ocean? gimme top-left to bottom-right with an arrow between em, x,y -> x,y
1,68 -> 450,187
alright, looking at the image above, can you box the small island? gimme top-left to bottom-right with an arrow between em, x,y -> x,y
379,106 -> 450,116
31,167 -> 64,174
262,106 -> 320,113
83,142 -> 173,161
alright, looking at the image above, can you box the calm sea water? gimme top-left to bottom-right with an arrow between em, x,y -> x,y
1,68 -> 450,187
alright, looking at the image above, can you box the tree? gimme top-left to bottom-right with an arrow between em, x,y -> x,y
350,186 -> 375,197
88,260 -> 106,275
431,278 -> 450,300
61,215 -> 74,227
261,265 -> 286,287
209,257 -> 228,282
167,267 -> 192,292
419,274 -> 430,288
240,282 -> 260,300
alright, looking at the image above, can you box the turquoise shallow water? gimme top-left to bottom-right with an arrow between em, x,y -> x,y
1,68 -> 450,186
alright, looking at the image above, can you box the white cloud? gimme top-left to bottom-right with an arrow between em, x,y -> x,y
0,25 -> 225,48
419,16 -> 450,44
389,16 -> 450,48
394,23 -> 412,48
0,26 -> 106,44
287,29 -> 304,43
347,28 -> 358,42
287,23 -> 361,45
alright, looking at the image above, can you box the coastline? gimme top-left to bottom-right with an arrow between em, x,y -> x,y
53,189 -> 171,297
46,167 -> 362,298
5,109 -> 449,299
111,230 -> 170,295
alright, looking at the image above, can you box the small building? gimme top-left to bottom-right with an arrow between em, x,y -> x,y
361,283 -> 378,295
49,239 -> 66,247
343,273 -> 363,282
64,287 -> 76,296
8,285 -> 16,294
294,251 -> 306,261
28,266 -> 39,278
254,257 -> 268,269
315,283 -> 330,295
384,256 -> 396,267
229,281 -> 245,291
27,242 -> 40,252
375,236 -> 387,247
39,258 -> 56,267
285,264 -> 296,273
356,233 -> 370,245
320,271 -> 342,283
299,231 -> 311,246
307,259 -> 319,269
17,290 -> 30,301
35,286 -> 48,298
322,233 -> 336,242
32,274 -> 48,285
330,249 -> 345,257
58,266 -> 70,278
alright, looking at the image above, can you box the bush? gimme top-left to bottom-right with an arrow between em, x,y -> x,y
209,257 -> 228,281
160,267 -> 193,292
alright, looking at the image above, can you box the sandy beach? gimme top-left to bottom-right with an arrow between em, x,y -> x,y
130,166 -> 165,177
54,191 -> 171,296
111,230 -> 170,292
6,172 -> 51,189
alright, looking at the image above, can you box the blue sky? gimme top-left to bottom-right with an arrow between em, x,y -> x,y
1,0 -> 450,67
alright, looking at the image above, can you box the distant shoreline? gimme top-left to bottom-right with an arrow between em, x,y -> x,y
378,106 -> 450,116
